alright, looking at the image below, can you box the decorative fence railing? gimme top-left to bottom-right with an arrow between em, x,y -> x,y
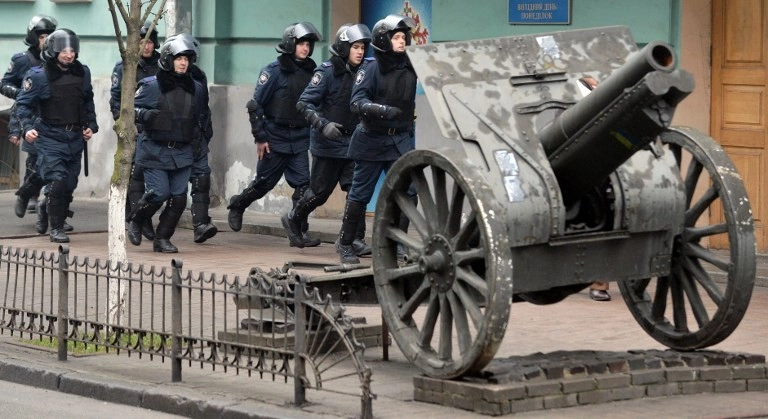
0,244 -> 373,418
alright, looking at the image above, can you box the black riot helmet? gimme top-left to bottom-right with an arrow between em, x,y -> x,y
158,33 -> 198,71
329,23 -> 371,59
371,14 -> 415,53
41,28 -> 79,62
275,22 -> 321,56
140,21 -> 160,49
24,15 -> 58,47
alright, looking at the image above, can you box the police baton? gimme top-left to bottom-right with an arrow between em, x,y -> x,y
83,138 -> 89,177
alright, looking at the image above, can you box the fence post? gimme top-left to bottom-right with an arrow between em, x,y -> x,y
171,258 -> 183,382
293,278 -> 306,406
57,245 -> 69,361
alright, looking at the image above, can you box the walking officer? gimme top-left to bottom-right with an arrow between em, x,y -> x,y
227,22 -> 321,247
15,28 -> 98,243
2,15 -> 58,219
283,23 -> 372,255
110,21 -> 161,242
126,34 -> 209,253
336,15 -> 418,264
180,33 -> 218,244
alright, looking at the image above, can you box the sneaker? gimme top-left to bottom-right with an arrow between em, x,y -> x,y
589,289 -> 611,301
352,238 -> 372,257
335,240 -> 360,264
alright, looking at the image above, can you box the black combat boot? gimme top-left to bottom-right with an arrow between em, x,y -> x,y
47,181 -> 69,243
126,195 -> 162,246
35,196 -> 49,234
353,212 -> 372,256
281,211 -> 304,248
14,174 -> 44,218
126,164 -> 155,240
226,182 -> 262,232
153,195 -> 186,253
190,175 -> 218,243
336,200 -> 366,264
396,195 -> 418,264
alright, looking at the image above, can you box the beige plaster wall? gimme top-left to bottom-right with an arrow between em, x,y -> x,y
676,0 -> 712,133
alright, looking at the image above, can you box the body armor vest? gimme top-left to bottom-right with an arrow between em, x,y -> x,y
264,70 -> 311,127
40,72 -> 83,126
367,66 -> 417,131
136,56 -> 160,83
323,69 -> 358,131
25,50 -> 42,68
149,86 -> 196,143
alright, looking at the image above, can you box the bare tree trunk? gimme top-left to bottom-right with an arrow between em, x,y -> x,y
106,0 -> 166,326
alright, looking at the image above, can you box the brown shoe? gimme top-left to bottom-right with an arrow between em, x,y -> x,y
589,289 -> 611,301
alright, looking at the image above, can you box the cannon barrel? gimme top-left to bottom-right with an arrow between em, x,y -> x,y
538,41 -> 695,207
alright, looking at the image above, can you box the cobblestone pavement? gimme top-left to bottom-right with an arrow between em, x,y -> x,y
0,192 -> 766,418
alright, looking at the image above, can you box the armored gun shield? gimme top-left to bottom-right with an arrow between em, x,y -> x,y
372,26 -> 755,379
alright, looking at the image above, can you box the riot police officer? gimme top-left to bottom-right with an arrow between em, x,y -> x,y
336,15 -> 417,264
179,33 -> 217,244
227,22 -> 321,246
15,28 -> 98,243
127,34 -> 209,253
2,15 -> 58,220
283,23 -> 372,255
110,21 -> 161,242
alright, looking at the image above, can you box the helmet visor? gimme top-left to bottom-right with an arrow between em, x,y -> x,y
343,24 -> 371,44
293,22 -> 321,42
50,34 -> 79,54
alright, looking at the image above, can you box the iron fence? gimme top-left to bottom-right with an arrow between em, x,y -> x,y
0,244 -> 373,418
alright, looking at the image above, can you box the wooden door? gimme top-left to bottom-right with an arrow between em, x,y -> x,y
711,0 -> 768,251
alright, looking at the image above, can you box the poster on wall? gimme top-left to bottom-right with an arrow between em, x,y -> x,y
361,0 -> 431,49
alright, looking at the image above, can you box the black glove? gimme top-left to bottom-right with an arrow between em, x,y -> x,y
321,122 -> 343,139
361,103 -> 402,120
141,109 -> 161,127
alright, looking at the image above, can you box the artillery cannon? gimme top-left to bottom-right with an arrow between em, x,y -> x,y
366,26 -> 755,379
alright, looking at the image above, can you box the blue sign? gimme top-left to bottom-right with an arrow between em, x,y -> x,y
509,0 -> 571,25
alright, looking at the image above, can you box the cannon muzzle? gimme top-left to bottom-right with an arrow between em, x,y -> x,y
538,41 -> 695,207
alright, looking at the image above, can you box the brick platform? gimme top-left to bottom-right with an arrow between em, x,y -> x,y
413,350 -> 768,415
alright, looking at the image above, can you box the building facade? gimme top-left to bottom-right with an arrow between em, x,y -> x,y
5,1 -> 750,246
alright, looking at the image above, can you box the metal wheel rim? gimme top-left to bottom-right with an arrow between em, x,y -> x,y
373,148 -> 513,379
619,127 -> 755,349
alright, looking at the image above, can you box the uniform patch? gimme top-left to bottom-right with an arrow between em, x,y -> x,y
355,69 -> 366,85
6,61 -> 12,73
310,72 -> 322,86
22,77 -> 32,91
258,71 -> 270,85
111,73 -> 119,88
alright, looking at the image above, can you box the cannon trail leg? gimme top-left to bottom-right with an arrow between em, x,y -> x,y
619,127 -> 755,349
373,148 -> 513,379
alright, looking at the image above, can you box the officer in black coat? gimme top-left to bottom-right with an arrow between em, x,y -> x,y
109,21 -> 161,242
15,28 -> 98,243
127,34 -> 209,253
180,34 -> 217,245
283,23 -> 372,254
2,15 -> 57,219
336,15 -> 418,264
227,22 -> 321,246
